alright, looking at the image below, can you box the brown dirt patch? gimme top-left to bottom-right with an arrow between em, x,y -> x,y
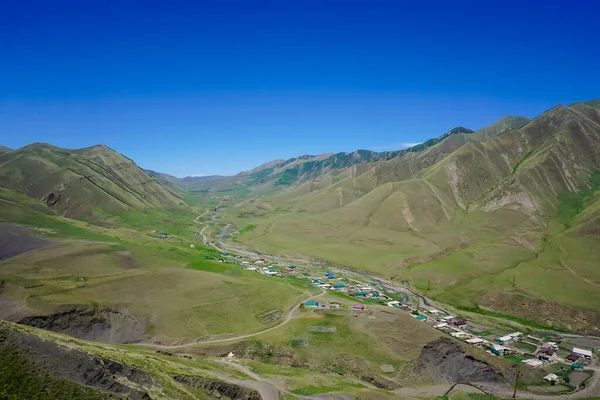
569,371 -> 591,386
477,291 -> 600,335
18,307 -> 146,343
303,313 -> 325,319
0,222 -> 51,261
112,250 -> 144,269
414,337 -> 506,385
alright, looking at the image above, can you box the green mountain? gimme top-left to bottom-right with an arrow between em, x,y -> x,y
207,101 -> 600,332
160,125 -> 528,197
0,143 -> 182,220
0,145 -> 12,153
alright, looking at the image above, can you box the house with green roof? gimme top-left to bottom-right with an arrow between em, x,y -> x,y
304,301 -> 319,308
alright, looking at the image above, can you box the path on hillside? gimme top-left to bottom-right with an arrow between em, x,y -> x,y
193,200 -> 222,245
195,202 -> 600,399
558,240 -> 600,288
137,290 -> 325,350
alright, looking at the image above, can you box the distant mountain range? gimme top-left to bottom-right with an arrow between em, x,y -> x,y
144,98 -> 600,333
2,99 -> 600,332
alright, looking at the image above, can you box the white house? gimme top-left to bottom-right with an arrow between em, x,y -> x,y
387,300 -> 401,307
573,347 -> 593,358
245,267 -> 258,271
544,374 -> 559,382
434,322 -> 449,329
466,338 -> 484,345
521,359 -> 544,368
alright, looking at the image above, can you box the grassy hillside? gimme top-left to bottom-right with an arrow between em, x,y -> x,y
217,100 -> 600,332
0,143 -> 183,222
0,319 -> 268,399
0,145 -> 11,153
0,186 -> 308,343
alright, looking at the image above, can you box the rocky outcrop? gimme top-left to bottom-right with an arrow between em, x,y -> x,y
415,338 -> 505,384
174,376 -> 262,400
0,324 -> 153,399
18,307 -> 145,343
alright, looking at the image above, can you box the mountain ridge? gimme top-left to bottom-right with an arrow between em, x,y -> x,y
0,143 -> 182,221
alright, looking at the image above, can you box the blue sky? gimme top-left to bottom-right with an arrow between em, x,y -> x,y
1,0 -> 599,176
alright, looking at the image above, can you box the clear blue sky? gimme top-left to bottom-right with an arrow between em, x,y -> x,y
1,1 -> 599,176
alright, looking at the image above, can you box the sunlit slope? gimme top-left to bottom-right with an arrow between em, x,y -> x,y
0,143 -> 182,219
226,100 -> 600,332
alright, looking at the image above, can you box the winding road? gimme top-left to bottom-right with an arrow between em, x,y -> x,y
137,290 -> 325,350
153,203 -> 600,399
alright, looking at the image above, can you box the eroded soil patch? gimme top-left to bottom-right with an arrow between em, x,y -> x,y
18,307 -> 145,343
0,222 -> 51,261
415,337 -> 506,385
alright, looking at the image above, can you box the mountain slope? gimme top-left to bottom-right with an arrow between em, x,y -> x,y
220,100 -> 600,332
0,145 -> 11,153
0,143 -> 182,220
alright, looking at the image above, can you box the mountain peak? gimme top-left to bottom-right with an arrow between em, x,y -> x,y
448,127 -> 474,135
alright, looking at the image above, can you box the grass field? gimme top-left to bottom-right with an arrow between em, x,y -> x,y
0,195 -> 308,341
219,177 -> 600,333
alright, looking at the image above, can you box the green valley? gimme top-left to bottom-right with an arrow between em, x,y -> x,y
2,99 -> 600,400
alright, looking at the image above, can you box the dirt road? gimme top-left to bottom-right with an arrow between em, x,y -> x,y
137,290 -> 325,350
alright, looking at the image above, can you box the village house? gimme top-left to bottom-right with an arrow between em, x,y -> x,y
521,359 -> 544,368
333,283 -> 346,290
496,332 -> 521,345
453,319 -> 467,328
304,301 -> 318,308
329,302 -> 341,309
354,291 -> 367,298
543,374 -> 559,383
387,300 -> 401,308
566,354 -> 581,363
539,347 -> 556,357
465,338 -> 484,346
490,344 -> 511,356
352,304 -> 365,311
573,347 -> 593,359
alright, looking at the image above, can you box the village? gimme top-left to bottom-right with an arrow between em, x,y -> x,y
231,252 -> 597,387
154,227 -> 598,391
